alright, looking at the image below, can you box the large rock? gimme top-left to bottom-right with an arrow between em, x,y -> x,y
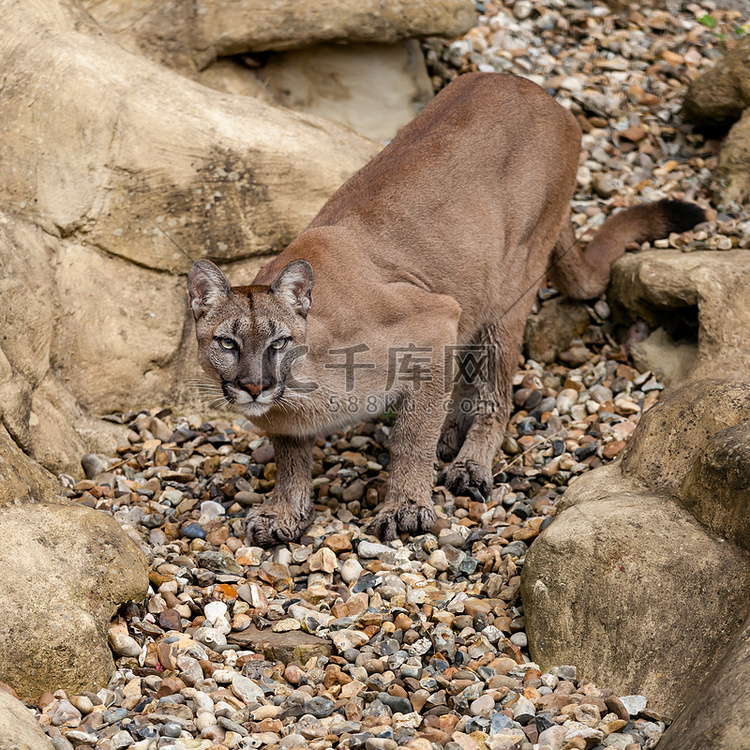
0,426 -> 148,698
0,500 -> 149,699
1,1 -> 377,273
682,36 -> 750,126
51,244 -> 186,413
659,614 -> 750,749
620,380 -> 750,492
0,0 -> 378,474
83,2 -> 442,144
682,37 -> 750,206
714,108 -> 750,207
0,690 -> 54,750
521,380 -> 750,719
80,0 -> 476,70
609,250 -> 750,383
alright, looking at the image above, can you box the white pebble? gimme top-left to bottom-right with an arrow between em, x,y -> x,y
341,557 -> 364,585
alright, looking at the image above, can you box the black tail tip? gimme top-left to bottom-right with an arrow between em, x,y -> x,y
659,199 -> 707,234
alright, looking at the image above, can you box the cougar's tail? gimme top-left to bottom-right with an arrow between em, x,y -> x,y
547,199 -> 706,300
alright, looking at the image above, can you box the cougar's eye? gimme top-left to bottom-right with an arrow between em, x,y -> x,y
270,338 -> 288,350
218,337 -> 237,350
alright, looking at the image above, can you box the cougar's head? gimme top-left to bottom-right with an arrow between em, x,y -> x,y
187,258 -> 313,418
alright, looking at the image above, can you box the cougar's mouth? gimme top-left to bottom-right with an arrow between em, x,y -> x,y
223,382 -> 281,416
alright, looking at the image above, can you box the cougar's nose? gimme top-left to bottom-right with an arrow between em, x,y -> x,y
240,382 -> 264,398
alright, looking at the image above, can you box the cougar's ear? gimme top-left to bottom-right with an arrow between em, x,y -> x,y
270,260 -> 314,318
188,259 -> 232,319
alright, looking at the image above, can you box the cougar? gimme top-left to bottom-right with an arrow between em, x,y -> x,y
188,72 -> 705,546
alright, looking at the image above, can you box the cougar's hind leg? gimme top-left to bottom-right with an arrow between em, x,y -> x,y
439,317 -> 520,501
437,375 -> 476,463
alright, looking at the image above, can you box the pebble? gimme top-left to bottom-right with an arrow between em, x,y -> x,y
357,540 -> 396,563
181,522 -> 207,539
619,694 -> 648,717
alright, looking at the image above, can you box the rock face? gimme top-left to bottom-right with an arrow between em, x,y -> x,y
258,41 -> 434,142
0,0 -> 379,475
80,0 -> 476,70
0,690 -> 54,750
0,429 -> 148,699
0,425 -> 61,506
521,380 -> 750,720
609,249 -> 750,383
682,37 -> 750,206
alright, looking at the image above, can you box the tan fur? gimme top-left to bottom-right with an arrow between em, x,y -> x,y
188,73 -> 705,546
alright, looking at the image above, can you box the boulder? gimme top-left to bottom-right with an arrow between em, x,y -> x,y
680,421 -> 750,549
0,501 -> 149,699
0,690 -> 54,750
714,108 -> 750,207
0,0 -> 379,474
609,250 -> 750,383
659,613 -> 750,749
0,425 -> 148,698
682,36 -> 750,127
620,380 -> 750,493
521,380 -> 750,719
682,37 -> 750,206
80,0 -> 476,70
1,1 -> 377,274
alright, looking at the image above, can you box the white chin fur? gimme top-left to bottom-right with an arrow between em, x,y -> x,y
239,401 -> 272,417
230,386 -> 278,415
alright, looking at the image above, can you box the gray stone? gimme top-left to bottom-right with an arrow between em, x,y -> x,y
619,695 -> 648,717
537,725 -> 567,750
111,731 -> 134,749
81,453 -> 112,480
304,696 -> 335,718
512,695 -> 535,722
357,541 -> 397,563
231,672 -> 265,704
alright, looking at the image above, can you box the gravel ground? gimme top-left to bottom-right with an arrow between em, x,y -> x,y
32,2 -> 747,750
38,349 -> 665,750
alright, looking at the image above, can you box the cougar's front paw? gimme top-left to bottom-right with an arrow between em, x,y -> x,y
364,498 -> 436,541
439,459 -> 492,501
244,503 -> 313,548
